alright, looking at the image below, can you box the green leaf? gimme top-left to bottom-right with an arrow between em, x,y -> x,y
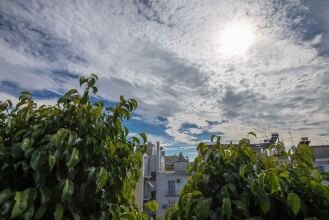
33,204 -> 47,220
222,198 -> 232,220
131,136 -> 140,144
268,171 -> 280,193
87,166 -> 96,182
233,200 -> 250,217
72,212 -> 81,220
40,187 -> 51,203
54,204 -> 64,220
48,154 -> 56,171
30,150 -> 41,171
68,131 -> 78,147
21,138 -> 33,152
11,191 -> 29,218
61,179 -> 74,201
139,133 -> 147,143
239,164 -> 248,180
66,147 -> 79,169
23,206 -> 35,220
259,195 -> 270,214
287,193 -> 301,215
144,200 -> 158,213
96,167 -> 108,192
81,92 -> 89,104
51,129 -> 68,148
79,76 -> 88,86
0,189 -> 13,205
191,190 -> 203,199
248,131 -> 257,138
108,143 -> 116,156
88,77 -> 96,88
210,135 -> 216,143
196,199 -> 210,219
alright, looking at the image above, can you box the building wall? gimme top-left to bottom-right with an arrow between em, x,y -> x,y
314,158 -> 329,172
134,153 -> 148,211
156,172 -> 189,217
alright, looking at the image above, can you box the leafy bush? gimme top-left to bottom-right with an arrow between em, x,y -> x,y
0,74 -> 148,219
165,135 -> 329,219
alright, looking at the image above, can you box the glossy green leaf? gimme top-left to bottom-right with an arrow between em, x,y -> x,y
68,131 -> 78,147
268,171 -> 279,193
287,193 -> 301,215
196,199 -> 210,219
191,190 -> 203,199
72,212 -> 81,220
79,76 -> 88,86
33,203 -> 48,220
139,133 -> 147,143
239,164 -> 248,180
30,150 -> 42,171
131,136 -> 140,144
0,189 -> 13,205
108,143 -> 116,156
40,187 -> 51,203
144,200 -> 158,213
96,167 -> 108,192
259,195 -> 270,214
233,200 -> 250,217
248,131 -> 257,138
21,138 -> 33,152
48,154 -> 56,171
61,179 -> 74,201
23,206 -> 35,220
11,191 -> 29,218
54,204 -> 64,220
210,135 -> 216,143
66,147 -> 79,169
87,166 -> 96,182
222,198 -> 232,220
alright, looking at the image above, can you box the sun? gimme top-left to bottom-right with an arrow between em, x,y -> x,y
219,22 -> 255,56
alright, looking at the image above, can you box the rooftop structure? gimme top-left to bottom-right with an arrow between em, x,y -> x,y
295,137 -> 329,172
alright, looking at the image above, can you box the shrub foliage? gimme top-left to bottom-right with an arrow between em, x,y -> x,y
165,136 -> 329,219
0,74 -> 148,219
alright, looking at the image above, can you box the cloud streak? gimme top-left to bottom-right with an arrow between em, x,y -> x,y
1,0 -> 329,155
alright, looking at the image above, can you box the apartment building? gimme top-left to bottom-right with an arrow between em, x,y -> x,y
134,142 -> 189,217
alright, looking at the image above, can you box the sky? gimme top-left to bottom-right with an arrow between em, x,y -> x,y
1,0 -> 329,159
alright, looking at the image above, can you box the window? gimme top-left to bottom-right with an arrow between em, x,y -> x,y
168,180 -> 175,196
151,191 -> 156,200
151,172 -> 156,181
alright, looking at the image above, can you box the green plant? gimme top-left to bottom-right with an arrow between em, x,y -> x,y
165,135 -> 329,219
0,74 -> 149,219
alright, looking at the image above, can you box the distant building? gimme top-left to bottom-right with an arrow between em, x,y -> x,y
206,133 -> 282,156
156,160 -> 189,216
134,142 -> 189,218
296,137 -> 329,172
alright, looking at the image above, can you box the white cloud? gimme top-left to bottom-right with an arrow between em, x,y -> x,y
1,0 -> 329,148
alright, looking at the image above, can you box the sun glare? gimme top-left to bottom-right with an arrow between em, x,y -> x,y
219,22 -> 255,56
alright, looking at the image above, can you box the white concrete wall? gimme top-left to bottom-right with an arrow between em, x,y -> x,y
314,158 -> 329,171
156,172 -> 189,217
174,161 -> 188,172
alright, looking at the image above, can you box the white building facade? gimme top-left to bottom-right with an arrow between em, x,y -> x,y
135,142 -> 189,218
156,161 -> 189,216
